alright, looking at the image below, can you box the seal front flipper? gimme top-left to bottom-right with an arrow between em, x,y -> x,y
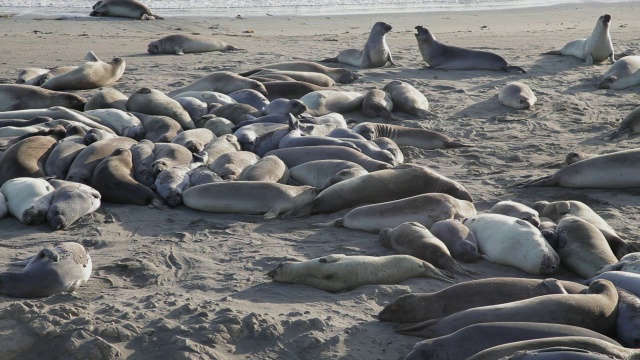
541,50 -> 563,55
174,47 -> 185,56
263,207 -> 283,219
85,51 -> 99,62
505,65 -> 527,74
393,318 -> 440,338
320,56 -> 339,63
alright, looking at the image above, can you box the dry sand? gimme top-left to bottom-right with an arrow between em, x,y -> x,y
1,3 -> 640,359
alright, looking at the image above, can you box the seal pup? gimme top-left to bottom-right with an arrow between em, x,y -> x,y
84,109 -> 145,139
44,133 -> 87,179
490,200 -> 540,227
429,219 -> 480,262
41,52 -> 126,91
0,177 -> 55,225
0,135 -> 58,186
300,90 -> 364,116
237,155 -> 289,183
202,134 -> 241,165
203,116 -> 234,136
415,25 -> 527,73
288,160 -> 368,189
152,166 -> 192,206
209,103 -> 261,125
0,242 -> 92,298
321,22 -> 396,68
90,0 -> 162,19
261,98 -> 307,116
239,61 -> 359,84
46,179 -> 101,230
168,72 -> 267,97
132,112 -> 182,143
361,89 -> 400,121
395,279 -> 618,339
127,88 -> 195,130
0,84 -> 86,111
268,254 -> 453,292
84,87 -> 128,111
152,142 -> 196,175
228,89 -> 270,110
130,139 -> 155,186
539,217 -> 560,249
371,137 -> 404,163
283,164 -> 472,218
542,14 -> 615,64
175,97 -> 208,125
148,34 -> 238,55
183,181 -> 318,219
171,128 -> 215,153
0,107 -> 114,133
382,80 -> 437,118
65,137 -> 137,185
463,214 -> 560,275
499,82 -> 537,109
209,151 -> 260,180
315,193 -> 476,233
15,67 -> 49,85
352,122 -> 473,149
598,56 -> 640,89
379,222 -> 477,276
605,105 -> 640,140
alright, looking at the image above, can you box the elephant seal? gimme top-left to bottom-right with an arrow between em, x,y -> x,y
283,163 -> 472,218
266,145 -> 390,172
335,138 -> 395,165
565,151 -> 597,165
0,107 -> 114,133
174,91 -> 236,106
44,135 -> 87,179
90,0 -> 162,19
598,56 -> 640,89
327,128 -> 366,140
321,22 -> 396,68
403,322 -> 620,360
130,139 -> 155,186
268,254 -> 453,292
152,165 -> 191,206
288,160 -> 368,189
0,192 -> 6,219
605,105 -> 640,140
148,34 -> 238,55
468,337 -> 640,360
46,179 -> 101,230
598,252 -> 640,274
183,181 -> 319,219
379,277 -> 585,323
261,98 -> 307,116
228,89 -> 270,110
237,155 -> 289,183
533,200 -> 631,257
92,148 -> 163,206
395,279 -> 618,339
382,80 -> 437,118
539,217 -> 560,249
371,137 -> 404,163
203,116 -> 234,136
543,14 -> 615,64
300,90 -> 364,116
132,112 -> 182,143
262,81 -> 330,101
83,128 -> 117,145
168,71 -> 267,97
152,142 -> 196,175
239,61 -> 359,84
209,151 -> 260,180
429,219 -> 480,262
253,69 -> 335,87
490,200 -> 540,227
0,84 -> 86,111
209,103 -> 261,125
84,87 -> 128,111
171,128 -> 215,153
127,88 -> 195,130
556,216 -> 618,279
315,193 -> 476,233
0,242 -> 92,298
361,89 -> 400,121
0,136 -> 58,186
15,67 -> 49,85
175,97 -> 208,125
203,134 -> 241,165
379,222 -> 477,275
587,271 -> 640,297
188,166 -> 223,187
352,122 -> 473,149
499,82 -> 537,109
41,52 -> 125,91
84,109 -> 145,139
415,25 -> 526,73
0,177 -> 55,225
66,137 -> 137,185
463,214 -> 560,275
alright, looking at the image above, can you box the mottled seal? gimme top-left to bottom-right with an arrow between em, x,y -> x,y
0,177 -> 55,225
379,222 -> 477,275
0,135 -> 58,186
382,80 -> 437,118
361,89 -> 400,121
168,71 -> 267,97
429,219 -> 480,262
0,84 -> 86,111
463,214 -> 560,275
490,200 -> 540,227
84,87 -> 128,112
395,279 -> 618,339
283,164 -> 472,218
315,193 -> 476,233
415,25 -> 526,73
237,155 -> 289,183
132,112 -> 182,143
90,0 -> 162,19
0,242 -> 92,298
267,254 -> 453,292
239,61 -> 359,84
321,22 -> 396,68
127,88 -> 195,130
605,105 -> 640,140
543,14 -> 615,64
209,151 -> 260,180
598,56 -> 640,89
499,82 -> 537,110
183,181 -> 318,219
171,128 -> 215,153
288,160 -> 368,189
46,179 -> 101,230
300,90 -> 364,116
41,52 -> 125,91
148,34 -> 238,55
352,122 -> 473,149
66,137 -> 137,185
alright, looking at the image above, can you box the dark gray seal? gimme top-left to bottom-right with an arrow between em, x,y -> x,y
46,179 -> 101,230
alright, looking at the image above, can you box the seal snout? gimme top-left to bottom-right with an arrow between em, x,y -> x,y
603,14 -> 611,24
267,263 -> 285,279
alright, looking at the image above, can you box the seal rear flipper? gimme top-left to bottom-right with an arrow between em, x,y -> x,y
444,140 -> 475,148
238,69 -> 262,77
415,109 -> 439,119
320,57 -> 339,63
516,175 -> 557,188
150,197 -> 167,210
85,51 -> 99,62
312,218 -> 344,228
393,319 -> 440,338
506,65 -> 527,74
604,128 -> 629,141
541,50 -> 562,55
280,203 -> 315,219
263,207 -> 282,220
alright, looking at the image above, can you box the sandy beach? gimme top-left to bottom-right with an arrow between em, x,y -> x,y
1,2 -> 640,359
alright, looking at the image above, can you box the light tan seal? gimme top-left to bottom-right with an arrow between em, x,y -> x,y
605,105 -> 640,140
598,56 -> 640,89
90,0 -> 163,19
148,34 -> 238,55
84,87 -> 128,111
267,254 -> 453,292
0,84 -> 86,111
321,22 -> 396,68
0,177 -> 55,225
41,52 -> 125,91
239,61 -> 359,84
489,200 -> 541,227
499,82 -> 537,109
127,88 -> 195,130
46,179 -> 101,230
542,14 -> 615,64
0,135 -> 58,186
382,80 -> 437,118
168,71 -> 267,97
237,155 -> 289,183
300,90 -> 364,116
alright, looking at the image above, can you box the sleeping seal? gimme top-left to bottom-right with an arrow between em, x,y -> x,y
148,34 -> 238,55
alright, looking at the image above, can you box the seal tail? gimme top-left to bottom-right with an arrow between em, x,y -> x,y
320,57 -> 339,63
516,175 -> 558,188
506,65 -> 527,74
541,50 -> 562,55
604,128 -> 629,141
312,218 -> 344,228
394,319 -> 440,338
280,203 -> 316,219
444,140 -> 475,148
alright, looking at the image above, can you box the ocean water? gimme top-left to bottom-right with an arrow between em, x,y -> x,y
0,0 -> 634,17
